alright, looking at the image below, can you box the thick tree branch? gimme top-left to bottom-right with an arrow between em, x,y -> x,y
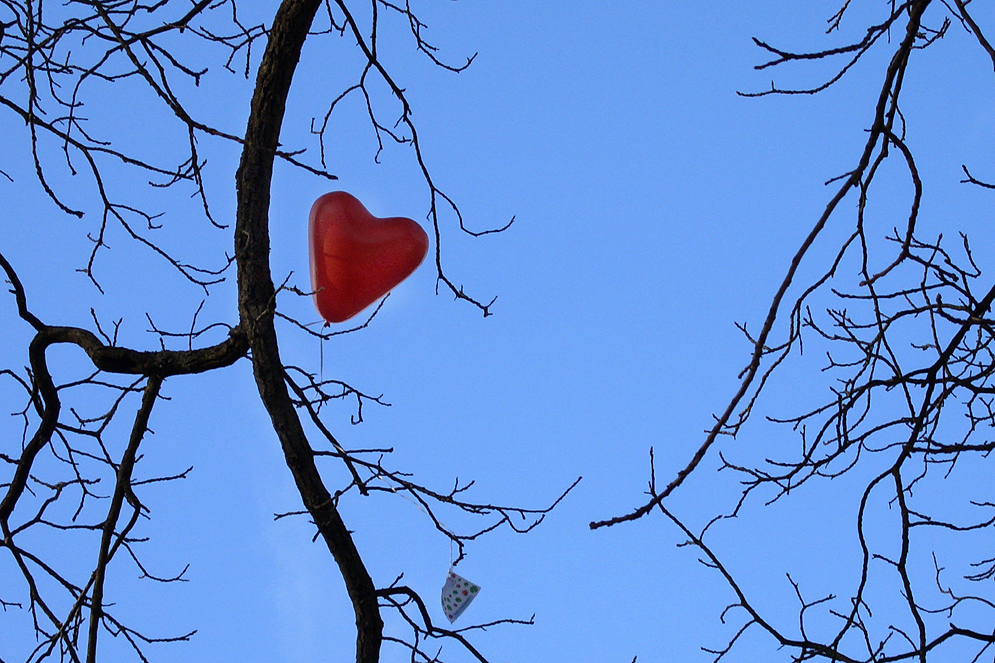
234,0 -> 383,660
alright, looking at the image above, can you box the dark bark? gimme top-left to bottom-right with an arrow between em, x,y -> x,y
87,375 -> 163,663
234,1 -> 384,661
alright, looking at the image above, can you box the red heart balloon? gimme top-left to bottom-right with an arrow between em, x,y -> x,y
309,191 -> 429,323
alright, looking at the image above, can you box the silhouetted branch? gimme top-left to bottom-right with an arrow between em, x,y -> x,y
596,2 -> 995,661
1,1 -> 575,661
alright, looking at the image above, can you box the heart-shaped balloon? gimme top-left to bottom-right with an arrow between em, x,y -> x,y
309,192 -> 429,323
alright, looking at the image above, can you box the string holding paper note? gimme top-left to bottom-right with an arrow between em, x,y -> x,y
441,569 -> 480,623
366,474 -> 479,623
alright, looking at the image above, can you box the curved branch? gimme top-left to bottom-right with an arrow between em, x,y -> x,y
233,0 -> 383,660
591,0 -> 931,531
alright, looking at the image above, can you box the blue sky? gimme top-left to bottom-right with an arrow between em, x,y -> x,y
3,2 -> 995,662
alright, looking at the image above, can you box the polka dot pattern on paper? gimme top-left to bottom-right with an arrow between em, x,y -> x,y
441,570 -> 481,623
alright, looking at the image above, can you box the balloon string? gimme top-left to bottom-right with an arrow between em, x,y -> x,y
315,329 -> 458,569
374,476 -> 459,567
